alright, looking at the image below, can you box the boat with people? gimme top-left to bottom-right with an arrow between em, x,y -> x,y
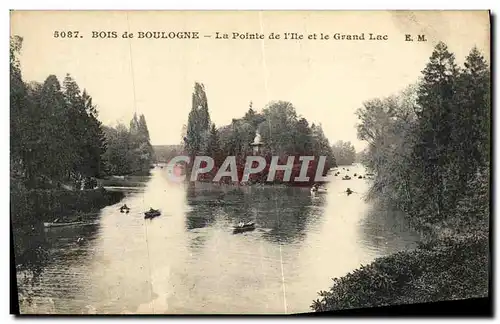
310,184 -> 328,193
120,204 -> 130,213
144,208 -> 161,219
346,188 -> 353,196
233,222 -> 256,234
342,175 -> 351,180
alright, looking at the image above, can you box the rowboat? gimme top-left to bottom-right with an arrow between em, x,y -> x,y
233,222 -> 256,234
144,209 -> 161,219
310,187 -> 328,193
120,205 -> 130,213
44,221 -> 86,228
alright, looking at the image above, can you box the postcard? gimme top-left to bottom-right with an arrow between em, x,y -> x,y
10,10 -> 491,315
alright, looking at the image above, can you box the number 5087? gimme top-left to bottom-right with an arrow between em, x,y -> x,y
53,31 -> 80,38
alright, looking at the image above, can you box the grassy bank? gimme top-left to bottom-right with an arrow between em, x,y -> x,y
10,186 -> 125,227
311,229 -> 489,312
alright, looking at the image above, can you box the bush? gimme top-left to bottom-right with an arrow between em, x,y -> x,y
311,234 -> 489,312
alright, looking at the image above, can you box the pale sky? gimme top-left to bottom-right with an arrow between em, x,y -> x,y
11,11 -> 490,151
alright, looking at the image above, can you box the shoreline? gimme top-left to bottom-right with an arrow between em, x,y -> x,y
11,187 -> 125,228
311,220 -> 488,312
311,167 -> 490,312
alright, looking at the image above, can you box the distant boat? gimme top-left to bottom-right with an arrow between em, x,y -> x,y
120,204 -> 130,213
144,209 -> 161,219
233,222 -> 256,234
44,221 -> 86,228
311,187 -> 327,193
342,175 -> 351,180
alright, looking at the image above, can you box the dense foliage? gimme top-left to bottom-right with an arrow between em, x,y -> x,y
10,36 -> 152,228
312,42 -> 490,311
331,140 -> 356,166
312,232 -> 489,312
10,36 -> 154,187
102,113 -> 154,176
153,145 -> 183,163
183,87 -> 337,184
11,36 -> 107,190
356,43 -> 490,232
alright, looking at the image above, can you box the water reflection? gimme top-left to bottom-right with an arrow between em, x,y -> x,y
183,185 -> 322,246
15,165 -> 420,314
15,219 -> 103,313
185,188 -> 220,230
358,202 -> 419,256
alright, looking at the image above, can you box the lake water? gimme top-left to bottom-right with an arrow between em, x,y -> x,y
14,164 -> 419,314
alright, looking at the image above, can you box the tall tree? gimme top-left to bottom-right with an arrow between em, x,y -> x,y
258,101 -> 299,156
102,124 -> 131,175
413,42 -> 459,217
102,114 -> 154,176
452,47 -> 490,183
138,114 -> 151,142
136,114 -> 154,172
38,75 -> 71,183
356,43 -> 490,230
194,83 -> 210,132
10,35 -> 111,188
205,123 -> 223,165
130,113 -> 140,136
63,74 -> 87,184
10,36 -> 29,182
294,118 -> 313,155
185,82 -> 211,158
310,123 -> 336,171
82,90 -> 107,180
